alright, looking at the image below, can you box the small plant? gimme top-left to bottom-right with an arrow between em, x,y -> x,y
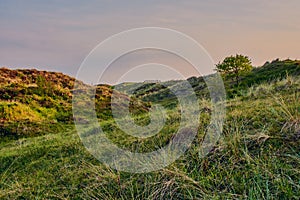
2,93 -> 11,100
36,75 -> 54,96
275,93 -> 300,134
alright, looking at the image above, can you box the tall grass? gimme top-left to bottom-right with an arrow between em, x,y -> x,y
0,77 -> 299,199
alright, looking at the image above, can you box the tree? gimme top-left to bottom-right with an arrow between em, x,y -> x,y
216,54 -> 253,85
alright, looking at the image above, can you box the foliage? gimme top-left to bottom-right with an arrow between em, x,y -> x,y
1,78 -> 299,199
0,63 -> 300,199
216,54 -> 253,85
240,59 -> 300,87
36,75 -> 54,96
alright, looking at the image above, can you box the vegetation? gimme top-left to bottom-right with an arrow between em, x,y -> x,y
0,60 -> 299,199
216,54 -> 253,86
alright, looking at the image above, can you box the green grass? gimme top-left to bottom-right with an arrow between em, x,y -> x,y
1,76 -> 299,199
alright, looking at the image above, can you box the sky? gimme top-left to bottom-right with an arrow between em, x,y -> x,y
0,0 -> 299,84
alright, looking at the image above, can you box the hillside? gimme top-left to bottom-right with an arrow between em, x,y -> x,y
0,68 -> 148,138
0,60 -> 299,199
116,59 -> 300,106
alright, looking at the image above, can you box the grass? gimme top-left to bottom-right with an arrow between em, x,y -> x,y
1,76 -> 299,199
0,102 -> 42,122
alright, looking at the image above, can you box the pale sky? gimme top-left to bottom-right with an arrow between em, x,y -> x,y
0,0 -> 299,83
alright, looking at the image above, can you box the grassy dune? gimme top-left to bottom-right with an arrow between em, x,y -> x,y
1,72 -> 299,199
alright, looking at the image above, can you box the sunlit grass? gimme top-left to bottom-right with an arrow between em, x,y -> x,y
0,77 -> 300,199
